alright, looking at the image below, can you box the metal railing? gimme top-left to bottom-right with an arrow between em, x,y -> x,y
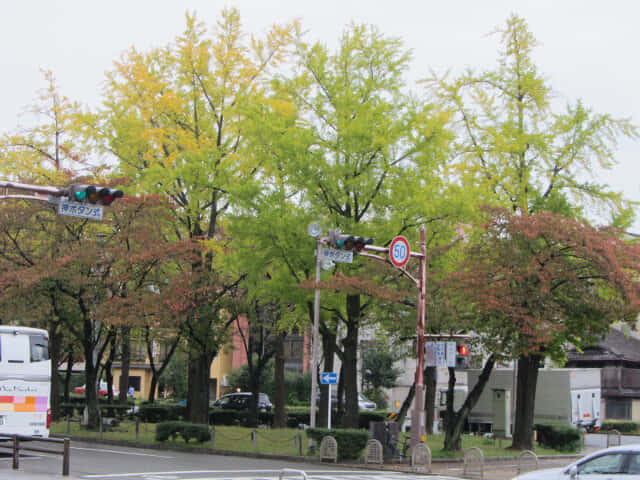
0,434 -> 71,476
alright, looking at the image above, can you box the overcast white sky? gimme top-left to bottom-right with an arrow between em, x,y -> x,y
2,1 -> 639,230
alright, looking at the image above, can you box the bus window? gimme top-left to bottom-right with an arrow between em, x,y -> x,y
29,334 -> 49,362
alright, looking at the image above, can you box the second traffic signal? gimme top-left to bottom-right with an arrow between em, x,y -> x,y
68,184 -> 123,206
327,230 -> 373,252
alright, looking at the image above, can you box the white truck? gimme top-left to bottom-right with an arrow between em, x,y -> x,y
466,368 -> 601,434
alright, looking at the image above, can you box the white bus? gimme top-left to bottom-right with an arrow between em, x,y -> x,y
0,326 -> 51,437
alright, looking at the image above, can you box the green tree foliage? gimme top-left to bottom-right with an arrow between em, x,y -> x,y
427,14 -> 639,449
97,9 -> 297,423
265,22 -> 454,428
360,340 -> 401,408
159,349 -> 189,400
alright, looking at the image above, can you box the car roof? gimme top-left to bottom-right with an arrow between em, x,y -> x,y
568,444 -> 640,468
588,444 -> 640,453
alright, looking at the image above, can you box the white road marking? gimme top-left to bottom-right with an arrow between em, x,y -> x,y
72,446 -> 175,458
83,471 -> 462,480
84,470 -> 384,478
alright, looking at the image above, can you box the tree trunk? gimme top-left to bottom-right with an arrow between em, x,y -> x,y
319,328 -> 336,428
511,354 -> 542,450
63,351 -> 74,403
186,348 -> 213,424
341,294 -> 360,428
397,382 -> 415,428
443,355 -> 495,451
148,375 -> 159,404
83,343 -> 100,430
336,364 -> 345,422
118,326 -> 131,404
80,309 -> 101,430
424,366 -> 437,434
273,332 -> 287,428
104,333 -> 117,402
48,321 -> 62,420
147,334 -> 180,403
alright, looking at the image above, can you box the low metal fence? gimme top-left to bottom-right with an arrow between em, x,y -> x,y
0,434 -> 71,476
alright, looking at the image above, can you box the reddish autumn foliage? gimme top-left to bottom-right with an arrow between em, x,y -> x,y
452,208 -> 640,358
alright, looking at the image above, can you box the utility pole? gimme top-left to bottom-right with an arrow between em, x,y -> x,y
321,226 -> 428,449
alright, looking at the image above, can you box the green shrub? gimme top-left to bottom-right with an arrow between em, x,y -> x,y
286,407 -> 310,428
535,423 -> 582,452
601,421 -> 640,433
358,411 -> 388,429
156,421 -> 210,443
180,423 -> 211,443
58,401 -> 135,419
100,404 -> 135,419
209,409 -> 239,426
138,404 -> 185,423
306,428 -> 369,459
156,421 -> 180,442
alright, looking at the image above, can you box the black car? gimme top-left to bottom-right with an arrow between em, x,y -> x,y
211,392 -> 272,412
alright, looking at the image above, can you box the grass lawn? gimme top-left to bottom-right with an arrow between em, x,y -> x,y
51,420 -> 577,459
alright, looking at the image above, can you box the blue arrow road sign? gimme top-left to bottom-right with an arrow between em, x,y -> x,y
321,372 -> 338,384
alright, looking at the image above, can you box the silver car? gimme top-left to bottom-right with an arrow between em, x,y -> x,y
514,444 -> 640,480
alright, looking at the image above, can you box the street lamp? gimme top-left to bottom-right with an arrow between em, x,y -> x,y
307,223 -> 323,436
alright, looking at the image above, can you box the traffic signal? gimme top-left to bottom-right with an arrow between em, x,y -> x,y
456,344 -> 469,368
327,230 -> 373,251
67,184 -> 123,206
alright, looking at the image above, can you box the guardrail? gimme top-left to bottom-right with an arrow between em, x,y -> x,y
0,434 -> 71,476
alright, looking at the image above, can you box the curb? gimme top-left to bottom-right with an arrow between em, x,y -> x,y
52,434 -> 586,470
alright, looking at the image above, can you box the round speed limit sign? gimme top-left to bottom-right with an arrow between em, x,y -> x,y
389,236 -> 410,268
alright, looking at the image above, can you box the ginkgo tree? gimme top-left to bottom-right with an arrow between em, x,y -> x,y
96,8 -> 297,423
426,14 -> 639,449
263,22 -> 457,428
0,69 -> 97,184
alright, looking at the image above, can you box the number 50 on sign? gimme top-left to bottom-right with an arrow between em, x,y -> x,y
389,235 -> 410,268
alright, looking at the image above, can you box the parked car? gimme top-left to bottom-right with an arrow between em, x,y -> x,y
513,444 -> 640,479
74,381 -> 119,397
211,392 -> 272,412
358,392 -> 377,410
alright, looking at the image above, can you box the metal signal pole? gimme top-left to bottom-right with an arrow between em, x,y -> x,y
359,228 -> 427,448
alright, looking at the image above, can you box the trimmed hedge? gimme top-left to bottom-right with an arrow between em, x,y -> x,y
58,402 -> 135,419
601,421 -> 640,433
535,423 -> 582,452
138,404 -> 186,423
286,408 -> 311,428
209,408 -> 273,426
283,407 -> 388,430
156,421 -> 211,443
306,428 -> 369,459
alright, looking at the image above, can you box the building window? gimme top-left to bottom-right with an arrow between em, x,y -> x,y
606,398 -> 631,420
283,334 -> 304,371
128,376 -> 141,391
131,344 -> 146,362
